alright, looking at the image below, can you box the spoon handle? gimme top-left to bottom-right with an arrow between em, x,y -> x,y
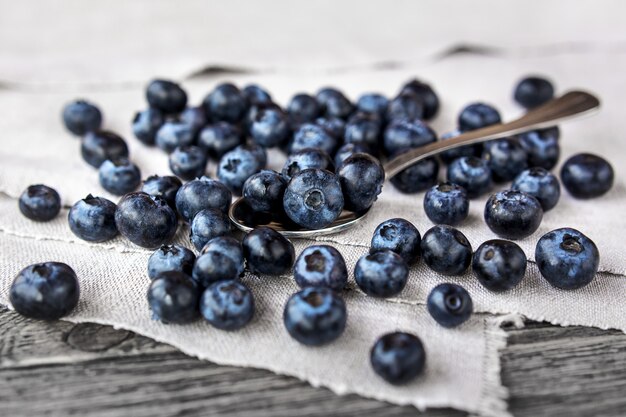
383,90 -> 601,179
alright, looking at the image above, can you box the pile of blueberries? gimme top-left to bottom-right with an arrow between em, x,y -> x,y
11,75 -> 614,385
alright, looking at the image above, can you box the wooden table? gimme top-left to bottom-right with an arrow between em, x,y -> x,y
0,307 -> 624,416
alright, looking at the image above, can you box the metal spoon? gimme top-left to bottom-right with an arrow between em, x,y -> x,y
229,90 -> 600,237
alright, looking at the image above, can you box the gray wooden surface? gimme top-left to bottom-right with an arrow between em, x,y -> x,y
0,306 -> 624,417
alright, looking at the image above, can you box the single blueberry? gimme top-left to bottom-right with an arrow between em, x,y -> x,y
283,287 -> 347,346
175,176 -> 232,222
246,102 -> 282,131
197,122 -> 244,160
242,169 -> 287,212
155,121 -> 196,154
356,93 -> 389,118
146,79 -> 188,114
333,142 -> 372,168
354,250 -> 409,298
68,194 -> 118,242
115,192 -> 178,249
446,156 -> 493,199
560,153 -> 614,199
316,87 -> 354,119
148,244 -> 196,280
484,190 -> 543,240
512,167 -> 560,211
251,107 -> 290,148
423,182 -> 469,226
420,225 -> 472,275
203,82 -> 247,123
400,78 -> 439,120
201,280 -> 255,330
217,144 -> 267,195
291,123 -> 338,155
169,145 -> 208,181
243,84 -> 273,106
439,130 -> 483,165
189,208 -> 232,251
141,175 -> 182,210
242,227 -> 295,275
294,245 -> 348,291
10,262 -> 80,320
370,332 -> 426,385
192,250 -> 240,288
147,271 -> 199,324
18,184 -> 61,222
337,153 -> 384,212
383,119 -> 437,156
62,100 -> 103,136
132,108 -> 164,145
179,106 -> 208,133
518,126 -> 560,170
200,236 -> 245,277
535,228 -> 599,290
427,283 -> 473,328
370,218 -> 421,264
482,138 -> 528,183
514,76 -> 554,109
390,154 -> 439,194
283,168 -> 344,230
386,92 -> 424,122
315,116 -> 346,140
282,148 -> 334,182
287,93 -> 321,126
81,131 -> 129,168
344,112 -> 382,149
458,102 -> 501,132
98,158 -> 141,195
472,240 -> 527,292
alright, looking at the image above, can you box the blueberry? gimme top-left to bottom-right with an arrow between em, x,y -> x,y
439,130 -> 483,165
141,175 -> 182,210
246,102 -> 283,131
535,228 -> 599,290
132,108 -> 164,145
179,106 -> 208,133
62,100 -> 103,136
356,93 -> 389,118
354,250 -> 409,298
472,240 -> 526,292
446,156 -> 492,198
370,332 -> 426,385
421,225 -> 472,275
315,116 -> 346,140
283,168 -> 344,229
68,194 -> 118,242
294,245 -> 348,291
155,121 -> 196,153
337,153 -> 384,212
333,142 -> 372,168
192,250 -> 240,288
390,154 -> 439,194
217,144 -> 267,195
10,262 -> 80,320
282,148 -> 334,182
283,287 -> 347,346
168,145 -> 208,181
514,76 -> 554,109
243,84 -> 272,106
189,208 -> 232,251
242,169 -> 287,212
115,192 -> 178,249
147,271 -> 199,324
201,280 -> 255,330
423,182 -> 469,226
518,127 -> 560,170
200,236 -> 245,277
98,158 -> 141,195
197,122 -> 244,160
482,138 -> 528,183
18,184 -> 61,222
383,119 -> 436,156
386,92 -> 424,122
427,283 -> 473,328
370,218 -> 421,264
344,112 -> 382,149
203,83 -> 247,123
291,123 -> 338,155
511,167 -> 560,211
148,245 -> 196,280
560,153 -> 614,199
81,131 -> 129,168
251,107 -> 290,148
242,227 -> 295,275
316,87 -> 354,119
175,176 -> 232,222
146,79 -> 188,114
484,190 -> 543,240
400,78 -> 439,120
287,93 -> 321,125
458,102 -> 501,131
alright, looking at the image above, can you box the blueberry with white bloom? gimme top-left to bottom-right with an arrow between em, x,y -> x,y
201,281 -> 255,330
512,167 -> 560,211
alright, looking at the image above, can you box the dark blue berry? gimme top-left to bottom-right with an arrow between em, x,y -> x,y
458,102 -> 501,131
18,184 -> 61,222
536,228 -> 599,290
168,145 -> 208,181
315,116 -> 346,140
62,100 -> 102,136
283,287 -> 347,346
386,92 -> 424,122
197,122 -> 244,160
283,168 -> 344,230
242,227 -> 295,275
10,262 -> 80,320
217,144 -> 267,195
427,283 -> 473,328
147,271 -> 199,324
400,78 -> 439,120
390,154 -> 439,194
482,138 -> 528,183
243,84 -> 272,106
200,236 -> 245,277
81,131 -> 129,168
514,76 -> 554,109
155,121 -> 196,153
370,332 -> 425,385
242,169 -> 287,212
294,245 -> 347,291
439,130 -> 483,165
287,93 -> 321,125
518,127 -> 560,170
203,83 -> 247,123
423,182 -> 469,226
115,192 -> 178,249
512,167 -> 560,211
354,250 -> 409,298
356,93 -> 389,118
190,208 -> 232,251
146,79 -> 188,114
282,148 -> 334,182
192,250 -> 240,288
251,107 -> 290,148
98,158 -> 141,195
472,240 -> 526,292
383,119 -> 436,156
421,225 -> 472,275
68,194 -> 118,242
370,218 -> 421,264
175,176 -> 232,222
316,87 -> 353,119
560,153 -> 614,199
148,245 -> 196,280
344,112 -> 382,149
179,106 -> 208,133
446,156 -> 492,198
333,142 -> 372,168
141,175 -> 182,210
484,190 -> 543,240
291,123 -> 338,155
201,280 -> 255,330
132,108 -> 164,145
337,153 -> 384,212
